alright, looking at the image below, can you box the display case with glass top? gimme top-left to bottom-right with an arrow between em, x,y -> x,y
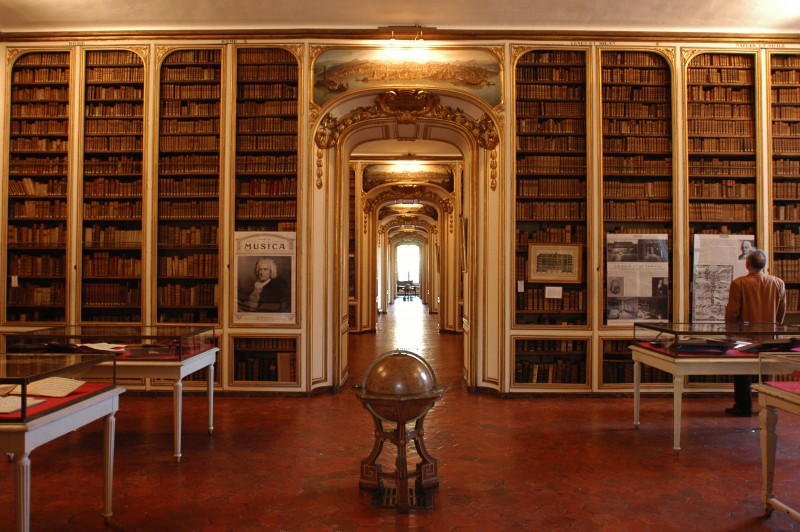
4,325 -> 216,361
0,351 -> 116,422
633,322 -> 800,355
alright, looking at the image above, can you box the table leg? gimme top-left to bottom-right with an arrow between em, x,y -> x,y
673,373 -> 684,452
760,405 -> 777,516
173,379 -> 183,463
103,412 -> 116,521
633,360 -> 641,428
207,362 -> 214,435
14,453 -> 30,532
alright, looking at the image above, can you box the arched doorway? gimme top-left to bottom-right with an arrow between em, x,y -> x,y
313,88 -> 500,391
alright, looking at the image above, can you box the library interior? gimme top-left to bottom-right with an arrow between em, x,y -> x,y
2,0 -> 800,529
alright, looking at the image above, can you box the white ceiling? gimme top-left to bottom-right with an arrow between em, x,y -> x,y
0,0 -> 799,34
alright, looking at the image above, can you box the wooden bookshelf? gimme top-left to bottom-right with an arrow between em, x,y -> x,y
230,335 -> 298,385
513,337 -> 588,387
80,49 -> 146,323
514,49 -> 588,328
4,50 -> 71,323
600,338 -> 671,386
686,52 -> 758,321
234,47 -> 299,233
600,50 -> 674,325
769,52 -> 800,324
156,48 -> 222,324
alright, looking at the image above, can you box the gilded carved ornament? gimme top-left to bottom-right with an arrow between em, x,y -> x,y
314,89 -> 499,188
363,185 -> 453,235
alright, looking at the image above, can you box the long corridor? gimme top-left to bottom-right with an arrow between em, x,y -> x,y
1,297 -> 800,530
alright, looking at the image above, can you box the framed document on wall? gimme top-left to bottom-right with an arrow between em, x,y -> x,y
527,243 -> 582,284
233,232 -> 297,325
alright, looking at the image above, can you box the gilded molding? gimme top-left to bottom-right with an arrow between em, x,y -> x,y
314,89 -> 499,152
656,47 -> 675,64
6,48 -> 25,65
489,149 -> 498,191
315,147 -> 324,189
156,46 -> 176,63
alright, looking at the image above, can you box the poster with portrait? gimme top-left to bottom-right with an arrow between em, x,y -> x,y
233,231 -> 296,325
691,234 -> 753,323
606,234 -> 669,325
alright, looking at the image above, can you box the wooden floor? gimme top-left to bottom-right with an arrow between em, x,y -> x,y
2,297 -> 800,530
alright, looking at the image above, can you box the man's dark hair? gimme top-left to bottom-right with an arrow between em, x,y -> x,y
746,248 -> 767,270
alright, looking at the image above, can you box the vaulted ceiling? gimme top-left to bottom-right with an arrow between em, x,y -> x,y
0,0 -> 798,35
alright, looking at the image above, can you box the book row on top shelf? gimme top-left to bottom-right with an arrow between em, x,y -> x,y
3,46 -> 300,327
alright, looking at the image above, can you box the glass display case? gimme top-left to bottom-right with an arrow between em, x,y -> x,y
759,352 -> 800,390
3,325 -> 216,361
0,351 -> 116,422
633,322 -> 800,354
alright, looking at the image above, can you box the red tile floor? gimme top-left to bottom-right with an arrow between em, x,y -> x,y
2,297 -> 800,530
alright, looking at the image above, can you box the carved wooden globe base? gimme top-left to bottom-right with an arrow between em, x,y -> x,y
354,350 -> 446,513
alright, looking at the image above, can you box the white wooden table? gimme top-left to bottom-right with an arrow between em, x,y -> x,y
85,347 -> 218,462
0,386 -> 124,532
630,343 -> 763,451
753,382 -> 800,521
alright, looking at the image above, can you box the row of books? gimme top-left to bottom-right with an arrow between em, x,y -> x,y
516,338 -> 585,352
82,252 -> 141,276
158,176 -> 219,193
11,87 -> 69,99
601,69 -> 668,85
516,201 -> 586,220
516,287 -> 586,311
519,51 -> 585,65
237,135 -> 297,151
772,87 -> 800,103
687,85 -> 752,102
156,284 -> 218,306
7,224 -> 66,244
515,226 -> 585,246
11,69 -> 69,83
9,122 -> 68,135
86,102 -> 143,117
10,200 -> 67,217
234,338 -> 296,350
518,118 -> 585,134
237,116 -> 298,132
83,201 -> 141,218
516,67 -> 585,83
159,136 -> 219,151
515,84 -> 584,99
163,50 -> 220,64
516,101 -> 585,116
160,67 -> 220,82
604,180 -> 671,197
86,51 -> 142,66
688,203 -> 755,219
10,138 -> 68,151
85,119 -> 144,135
688,137 -> 756,152
691,54 -> 753,67
517,177 -> 585,197
514,359 -> 586,384
237,83 -> 299,99
602,137 -> 671,152
235,353 -> 297,383
85,68 -> 144,82
774,230 -> 800,248
517,136 -> 585,151
82,284 -> 141,305
689,158 -> 756,175
603,361 -> 671,384
235,155 -> 298,172
602,102 -> 670,118
237,49 -> 296,63
84,177 -> 142,195
602,84 -> 668,99
773,122 -> 800,136
157,200 -> 218,217
85,136 -> 143,151
7,255 -> 65,276
688,181 -> 755,198
159,101 -> 219,116
157,310 -> 215,323
688,119 -> 755,135
238,64 -> 298,80
236,100 -> 298,115
602,51 -> 665,67
10,102 -> 68,116
771,260 -> 800,283
604,118 -> 670,135
158,253 -> 218,277
603,200 -> 672,220
7,285 -> 65,305
236,200 -> 297,218
688,102 -> 753,118
686,69 -> 754,84
84,227 -> 142,246
15,52 -> 69,66
773,139 -> 800,153
235,177 -> 297,196
158,225 -> 219,245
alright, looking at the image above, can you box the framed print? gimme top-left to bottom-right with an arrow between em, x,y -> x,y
233,231 -> 296,325
527,243 -> 582,284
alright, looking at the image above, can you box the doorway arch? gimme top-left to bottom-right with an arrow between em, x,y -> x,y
313,88 -> 500,391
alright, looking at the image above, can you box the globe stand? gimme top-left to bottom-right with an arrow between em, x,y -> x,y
357,395 -> 442,513
353,350 -> 446,514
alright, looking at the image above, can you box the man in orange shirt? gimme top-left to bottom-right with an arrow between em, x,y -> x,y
724,248 -> 786,416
